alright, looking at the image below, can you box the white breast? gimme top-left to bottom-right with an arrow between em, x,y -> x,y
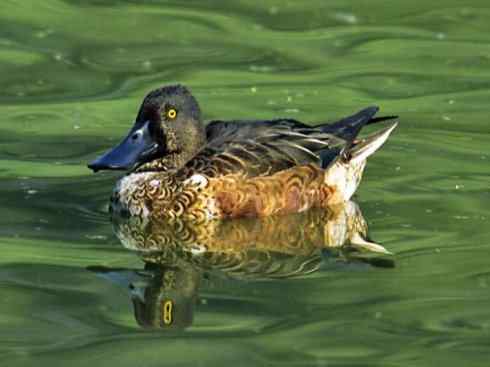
111,172 -> 160,217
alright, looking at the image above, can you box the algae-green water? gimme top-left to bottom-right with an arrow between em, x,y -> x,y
1,1 -> 490,366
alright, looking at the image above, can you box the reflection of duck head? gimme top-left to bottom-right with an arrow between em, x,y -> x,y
89,260 -> 201,330
131,261 -> 200,329
90,201 -> 393,330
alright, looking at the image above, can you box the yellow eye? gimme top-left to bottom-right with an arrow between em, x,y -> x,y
167,108 -> 177,119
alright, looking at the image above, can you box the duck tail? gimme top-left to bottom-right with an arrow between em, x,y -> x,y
323,119 -> 398,203
320,106 -> 380,141
347,121 -> 398,165
367,115 -> 399,126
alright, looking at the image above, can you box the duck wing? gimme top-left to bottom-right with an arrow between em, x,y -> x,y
184,106 -> 391,179
205,118 -> 309,142
183,118 -> 343,178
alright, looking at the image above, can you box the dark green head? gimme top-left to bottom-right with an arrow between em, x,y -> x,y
88,84 -> 206,172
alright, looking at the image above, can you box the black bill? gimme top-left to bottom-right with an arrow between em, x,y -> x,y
88,121 -> 161,172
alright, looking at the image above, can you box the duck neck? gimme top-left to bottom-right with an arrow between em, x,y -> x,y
134,152 -> 190,173
135,124 -> 206,173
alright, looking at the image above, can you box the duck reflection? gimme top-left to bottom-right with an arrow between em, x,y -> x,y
89,201 -> 393,330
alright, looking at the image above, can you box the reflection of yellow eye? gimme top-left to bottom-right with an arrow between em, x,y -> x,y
162,300 -> 173,325
167,108 -> 177,119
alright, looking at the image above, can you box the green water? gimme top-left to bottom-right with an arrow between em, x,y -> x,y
1,1 -> 490,366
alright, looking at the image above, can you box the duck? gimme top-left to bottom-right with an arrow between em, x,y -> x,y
88,85 -> 398,221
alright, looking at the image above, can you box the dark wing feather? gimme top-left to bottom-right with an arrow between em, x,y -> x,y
205,118 -> 310,142
182,119 -> 347,178
186,106 -> 395,179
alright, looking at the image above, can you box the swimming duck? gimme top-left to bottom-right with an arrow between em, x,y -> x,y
88,85 -> 397,220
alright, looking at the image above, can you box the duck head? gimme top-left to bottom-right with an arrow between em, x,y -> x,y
88,85 -> 206,172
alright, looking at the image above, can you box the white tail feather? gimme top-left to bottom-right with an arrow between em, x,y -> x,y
324,122 -> 397,202
350,233 -> 392,255
350,122 -> 398,165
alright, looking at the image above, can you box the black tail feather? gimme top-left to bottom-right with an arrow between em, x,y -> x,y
318,107 -> 398,168
320,106 -> 379,142
320,107 -> 398,142
367,115 -> 399,125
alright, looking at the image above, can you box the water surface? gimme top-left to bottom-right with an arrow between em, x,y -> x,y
1,1 -> 490,366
